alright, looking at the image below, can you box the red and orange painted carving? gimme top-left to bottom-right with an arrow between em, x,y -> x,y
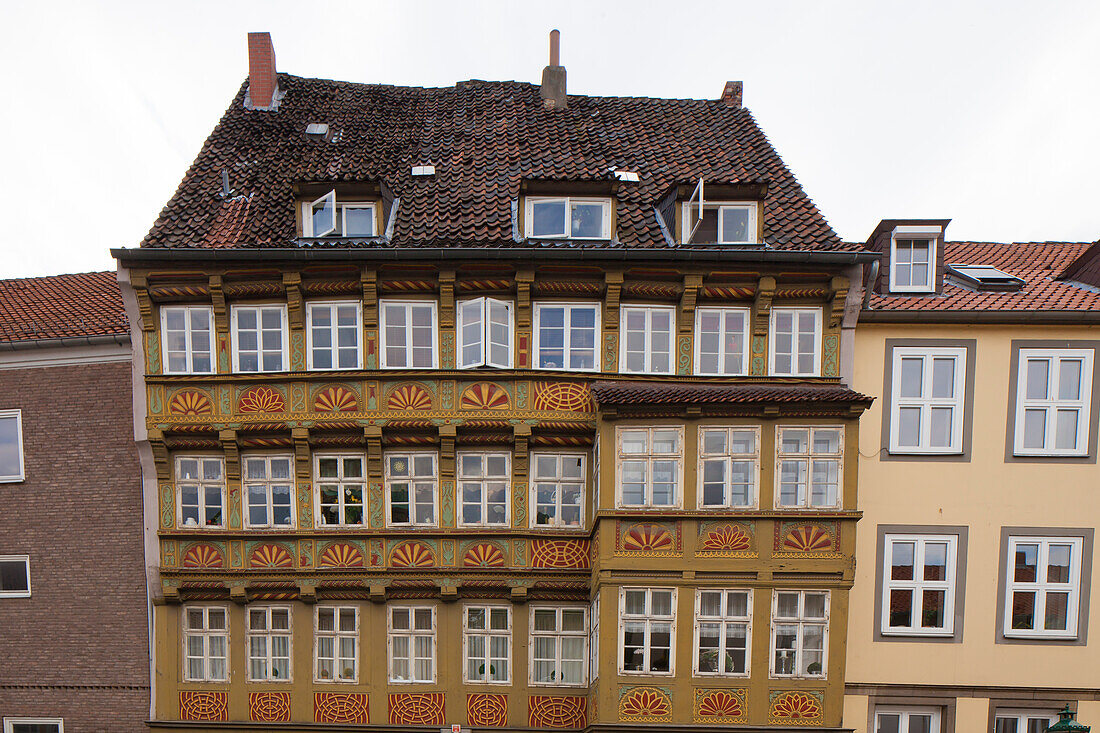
701,524 -> 752,552
389,693 -> 445,725
463,542 -> 506,568
619,523 -> 676,554
168,390 -> 213,416
313,385 -> 358,412
782,525 -> 834,553
248,543 -> 294,569
249,692 -> 291,722
467,693 -> 508,727
315,692 -> 369,724
693,689 -> 746,722
618,687 -> 672,721
238,385 -> 285,413
181,543 -> 224,569
768,691 -> 823,723
179,691 -> 228,721
460,382 -> 510,410
532,382 -> 593,412
318,543 -> 365,568
528,696 -> 587,728
387,383 -> 432,411
530,539 -> 591,569
390,540 -> 435,568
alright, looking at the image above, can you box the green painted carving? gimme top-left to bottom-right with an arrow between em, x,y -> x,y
145,332 -> 161,375
441,381 -> 455,410
230,541 -> 243,568
291,383 -> 307,412
149,386 -> 163,415
677,335 -> 691,375
441,480 -> 455,527
513,481 -> 527,527
442,539 -> 455,566
822,333 -> 840,377
441,332 -> 455,369
365,330 -> 377,369
228,486 -> 241,530
217,334 -> 230,374
366,381 -> 378,410
298,539 -> 314,569
160,484 -> 174,528
370,538 -> 384,566
516,381 -> 529,410
161,539 -> 178,567
604,333 -> 618,372
290,331 -> 305,371
219,385 -> 232,415
751,335 -> 767,376
369,482 -> 384,528
297,482 -> 312,527
513,539 -> 528,566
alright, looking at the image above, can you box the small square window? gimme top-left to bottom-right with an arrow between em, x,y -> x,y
161,306 -> 215,374
0,555 -> 31,598
301,191 -> 378,237
526,197 -> 611,240
891,238 -> 935,291
0,410 -> 25,483
379,300 -> 438,369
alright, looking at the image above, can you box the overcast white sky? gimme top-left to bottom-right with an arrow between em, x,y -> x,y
2,0 -> 1098,278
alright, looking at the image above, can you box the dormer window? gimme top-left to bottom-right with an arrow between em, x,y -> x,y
525,197 -> 611,240
675,180 -> 762,245
718,204 -> 756,244
889,226 -> 940,292
302,190 -> 378,237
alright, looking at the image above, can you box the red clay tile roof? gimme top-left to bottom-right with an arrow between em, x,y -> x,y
0,271 -> 128,344
591,381 -> 873,406
141,74 -> 854,252
868,241 -> 1100,312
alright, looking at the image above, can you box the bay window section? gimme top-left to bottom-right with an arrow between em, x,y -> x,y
769,308 -> 821,376
385,452 -> 437,526
464,605 -> 511,683
530,606 -> 588,686
244,455 -> 295,528
533,303 -> 599,371
306,301 -> 361,370
231,305 -> 287,373
458,452 -> 510,526
315,455 -> 366,527
458,297 -> 513,368
183,606 -> 228,682
530,453 -> 585,528
698,427 -> 757,508
770,590 -> 828,678
388,606 -> 435,683
176,456 -> 225,528
617,427 -> 682,508
776,427 -> 842,509
694,589 -> 751,676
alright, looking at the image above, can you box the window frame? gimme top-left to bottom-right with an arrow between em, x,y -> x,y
694,306 -> 750,376
768,307 -> 822,377
615,426 -> 684,509
532,302 -> 601,372
1003,535 -> 1084,640
456,451 -> 511,527
182,604 -> 229,682
457,297 -> 514,369
769,589 -> 830,679
384,451 -> 439,528
387,604 -> 437,683
160,305 -> 215,375
618,587 -> 677,676
993,709 -> 1058,733
716,203 -> 758,245
301,193 -> 379,238
378,299 -> 439,369
305,300 -> 363,371
697,426 -> 760,509
242,454 -> 296,529
529,451 -> 587,529
3,720 -> 64,733
247,604 -> 293,682
888,346 -> 967,454
678,199 -> 760,245
692,588 -> 753,678
528,605 -> 589,687
619,304 -> 676,375
463,603 -> 513,684
314,605 -> 359,683
880,534 -> 959,637
525,196 -> 612,240
774,425 -> 844,510
0,555 -> 31,598
1012,348 -> 1094,457
874,707 -> 942,733
590,595 -> 600,681
314,453 -> 367,528
175,455 -> 226,529
0,409 -> 24,483
230,304 -> 289,374
890,233 -> 938,293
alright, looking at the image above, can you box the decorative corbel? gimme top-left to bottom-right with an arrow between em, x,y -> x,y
438,424 -> 457,477
678,274 -> 703,334
828,276 -> 850,328
438,270 -> 456,329
515,270 -> 534,329
510,586 -> 529,604
229,585 -> 248,605
292,427 -> 310,479
298,582 -> 317,604
208,274 -> 228,333
364,426 -> 383,465
513,424 -> 531,479
148,428 -> 171,482
603,270 -> 624,329
440,584 -> 459,602
130,273 -> 156,332
283,271 -> 303,329
361,267 -> 378,328
219,430 -> 240,481
753,276 -> 776,336
369,585 -> 387,603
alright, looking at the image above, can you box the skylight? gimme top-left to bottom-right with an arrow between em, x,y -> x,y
946,263 -> 1025,291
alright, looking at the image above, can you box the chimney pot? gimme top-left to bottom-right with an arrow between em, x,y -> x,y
549,29 -> 560,67
246,32 -> 279,110
540,29 -> 567,109
721,81 -> 743,108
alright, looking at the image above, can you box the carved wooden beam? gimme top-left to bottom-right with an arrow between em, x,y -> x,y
603,270 -> 623,329
148,428 -> 171,482
283,272 -> 303,330
219,429 -> 240,481
438,270 -> 456,328
292,427 -> 310,479
512,424 -> 531,478
678,274 -> 703,335
438,424 -> 457,477
515,269 -> 534,329
130,273 -> 156,332
828,276 -> 850,328
753,276 -> 776,336
208,274 -> 228,333
361,267 -> 378,327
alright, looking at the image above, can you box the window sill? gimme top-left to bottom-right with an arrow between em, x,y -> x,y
880,629 -> 955,638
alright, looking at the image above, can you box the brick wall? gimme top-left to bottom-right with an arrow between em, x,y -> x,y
0,359 -> 148,731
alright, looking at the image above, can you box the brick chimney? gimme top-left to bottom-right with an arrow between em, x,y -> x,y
246,32 -> 280,110
540,30 -> 567,109
721,81 -> 743,108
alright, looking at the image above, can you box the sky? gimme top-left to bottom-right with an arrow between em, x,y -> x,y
1,0 -> 1099,278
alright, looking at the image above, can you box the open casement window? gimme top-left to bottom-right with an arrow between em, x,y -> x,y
458,452 -> 510,526
525,197 -> 612,239
685,178 -> 704,242
0,555 -> 30,598
0,410 -> 25,483
1004,536 -> 1083,639
589,595 -> 600,680
183,606 -> 229,682
889,347 -> 966,453
388,606 -> 436,683
619,588 -> 676,675
458,298 -> 514,368
247,606 -> 292,681
315,455 -> 366,527
243,455 -> 295,528
680,182 -> 760,245
3,720 -> 64,733
620,305 -> 675,374
307,301 -> 362,370
1014,349 -> 1094,456
464,605 -> 512,683
776,427 -> 843,509
698,427 -> 758,508
770,590 -> 828,679
530,453 -> 585,528
617,427 -> 683,508
769,308 -> 821,376
694,589 -> 751,677
176,456 -> 225,528
302,190 -> 378,238
385,452 -> 438,527
882,535 -> 958,636
994,710 -> 1057,733
530,606 -> 588,686
874,708 -> 942,733
231,305 -> 288,373
162,306 -> 215,374
315,606 -> 358,683
533,302 -> 600,371
379,300 -> 438,369
695,307 -> 749,375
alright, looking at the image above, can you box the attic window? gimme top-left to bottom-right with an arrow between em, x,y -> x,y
525,197 -> 611,240
946,264 -> 1025,291
302,190 -> 377,237
680,180 -> 759,245
889,225 -> 940,293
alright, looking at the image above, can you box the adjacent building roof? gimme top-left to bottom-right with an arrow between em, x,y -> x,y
0,271 -> 128,344
591,381 -> 873,406
140,74 -> 853,252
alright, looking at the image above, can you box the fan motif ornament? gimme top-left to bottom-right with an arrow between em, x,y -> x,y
313,385 -> 358,412
460,382 -> 510,409
181,543 -> 224,569
618,687 -> 672,721
467,693 -> 508,727
390,541 -> 435,567
701,523 -> 752,552
782,524 -> 834,553
248,543 -> 294,569
463,543 -> 506,567
318,543 -> 364,568
768,691 -> 823,723
621,523 -> 675,553
169,390 -> 213,416
387,383 -> 432,411
238,385 -> 285,413
693,689 -> 746,722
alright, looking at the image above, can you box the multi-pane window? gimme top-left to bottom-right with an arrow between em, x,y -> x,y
306,302 -> 361,370
243,455 -> 294,528
533,303 -> 599,371
0,409 -> 25,482
769,308 -> 821,376
890,348 -> 966,453
994,711 -> 1057,733
231,305 -> 287,373
161,306 -> 214,374
891,237 -> 936,291
620,588 -> 675,674
0,555 -> 30,598
882,535 -> 958,636
695,307 -> 749,375
380,300 -> 437,368
389,606 -> 436,683
530,606 -> 588,686
590,595 -> 600,680
458,452 -> 509,526
464,605 -> 511,683
316,455 -> 365,526
621,306 -> 675,374
1004,536 -> 1083,638
248,606 -> 292,681
776,427 -> 842,509
617,427 -> 682,508
2,719 -> 64,733
302,191 -> 377,237
1014,349 -> 1094,456
526,196 -> 611,239
771,590 -> 828,678
315,606 -> 358,682
183,606 -> 228,682
176,457 -> 225,528
458,298 -> 513,368
699,427 -> 758,508
694,589 -> 751,676
386,452 -> 437,526
531,453 -> 585,528
874,708 -> 941,733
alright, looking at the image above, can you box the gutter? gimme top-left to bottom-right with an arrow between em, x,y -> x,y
859,309 -> 1100,325
0,333 -> 130,351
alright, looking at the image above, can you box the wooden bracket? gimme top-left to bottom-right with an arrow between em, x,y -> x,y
209,274 -> 228,334
283,272 -> 303,330
298,582 -> 317,604
439,424 -> 457,476
515,269 -> 534,329
361,267 -> 378,328
753,276 -> 776,336
148,428 -> 171,482
219,429 -> 240,481
292,427 -> 310,479
369,585 -> 388,603
438,270 -> 456,328
229,585 -> 248,605
604,270 -> 624,329
513,424 -> 531,478
678,274 -> 703,334
510,586 -> 528,604
828,276 -> 850,328
440,584 -> 459,602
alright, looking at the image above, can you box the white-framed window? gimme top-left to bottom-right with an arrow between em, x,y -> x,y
182,605 -> 229,682
315,454 -> 366,527
890,347 -> 966,453
243,455 -> 295,528
458,297 -> 513,368
776,426 -> 842,509
231,304 -> 288,373
301,191 -> 378,238
176,456 -> 225,528
694,589 -> 751,677
590,595 -> 600,681
530,606 -> 588,686
458,452 -> 510,526
617,427 -> 683,508
464,605 -> 511,683
994,710 -> 1057,733
882,535 -> 958,636
698,427 -> 758,508
533,302 -> 600,371
769,308 -> 821,376
1004,536 -> 1083,639
307,301 -> 362,370
695,307 -> 749,375
315,605 -> 358,683
620,587 -> 676,675
2,720 -> 64,733
718,204 -> 757,244
0,555 -> 31,598
891,238 -> 937,292
388,605 -> 436,683
770,590 -> 829,678
1013,349 -> 1094,456
525,196 -> 612,240
874,707 -> 941,733
679,197 -> 760,245
161,305 -> 215,374
620,305 -> 675,374
0,409 -> 24,483
248,605 -> 292,681
379,300 -> 437,369
530,453 -> 585,528
385,452 -> 438,526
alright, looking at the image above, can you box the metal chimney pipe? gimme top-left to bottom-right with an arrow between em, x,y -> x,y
549,29 -> 560,66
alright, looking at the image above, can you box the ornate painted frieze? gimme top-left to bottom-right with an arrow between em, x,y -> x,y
389,693 -> 445,725
467,693 -> 508,727
618,686 -> 672,722
528,695 -> 587,729
692,688 -> 747,724
316,692 -> 369,723
614,521 -> 681,557
768,690 -> 824,726
773,521 -> 841,558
